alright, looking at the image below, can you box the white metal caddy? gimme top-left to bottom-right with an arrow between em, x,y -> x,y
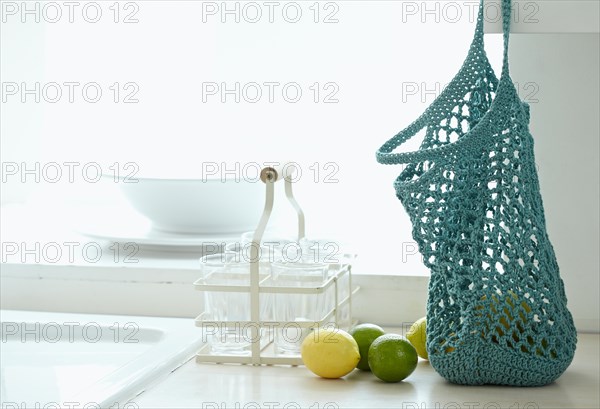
194,164 -> 359,365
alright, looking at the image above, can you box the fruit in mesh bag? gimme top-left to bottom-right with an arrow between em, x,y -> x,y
437,290 -> 555,358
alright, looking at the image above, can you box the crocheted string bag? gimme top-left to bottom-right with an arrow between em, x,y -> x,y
376,0 -> 576,386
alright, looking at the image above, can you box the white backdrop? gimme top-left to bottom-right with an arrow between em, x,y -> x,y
509,33 -> 600,332
1,1 -> 598,330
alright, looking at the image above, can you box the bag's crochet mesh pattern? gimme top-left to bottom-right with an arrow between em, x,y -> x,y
376,0 -> 576,386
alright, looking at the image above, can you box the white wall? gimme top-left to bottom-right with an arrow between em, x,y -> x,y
509,33 -> 600,332
1,2 -> 598,332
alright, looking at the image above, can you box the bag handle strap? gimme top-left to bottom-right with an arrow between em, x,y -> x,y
476,0 -> 512,75
501,0 -> 512,76
376,0 -> 513,166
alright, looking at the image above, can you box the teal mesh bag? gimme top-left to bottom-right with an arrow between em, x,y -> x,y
376,0 -> 576,386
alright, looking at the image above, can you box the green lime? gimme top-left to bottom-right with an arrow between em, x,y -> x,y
368,334 -> 418,382
406,317 -> 428,360
349,323 -> 386,371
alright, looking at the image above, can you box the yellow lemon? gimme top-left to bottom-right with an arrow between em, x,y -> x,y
437,291 -> 546,357
406,317 -> 428,360
301,328 -> 360,379
472,290 -> 555,357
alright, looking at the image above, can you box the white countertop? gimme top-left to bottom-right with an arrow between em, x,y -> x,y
132,333 -> 599,409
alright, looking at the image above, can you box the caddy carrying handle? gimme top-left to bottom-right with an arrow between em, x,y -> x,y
249,162 -> 306,364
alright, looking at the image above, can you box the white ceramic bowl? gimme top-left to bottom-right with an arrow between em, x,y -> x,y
118,177 -> 264,234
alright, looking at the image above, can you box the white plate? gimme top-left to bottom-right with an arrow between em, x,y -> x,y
73,207 -> 240,252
